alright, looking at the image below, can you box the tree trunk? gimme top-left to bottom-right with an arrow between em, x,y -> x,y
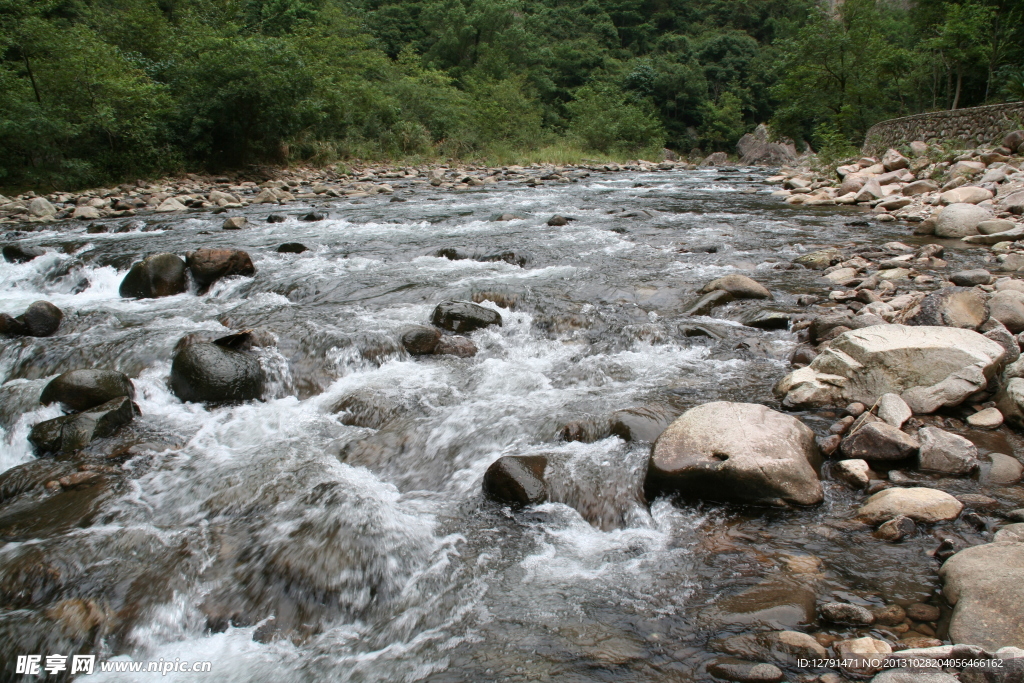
952,63 -> 963,110
22,52 -> 42,104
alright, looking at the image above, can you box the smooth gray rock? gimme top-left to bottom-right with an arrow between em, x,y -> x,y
858,487 -> 963,523
430,301 -> 502,333
169,341 -> 264,404
917,426 -> 979,475
939,542 -> 1024,650
28,396 -> 136,454
841,422 -> 919,461
701,274 -> 772,300
935,202 -> 992,237
646,402 -> 822,506
877,393 -> 912,427
988,290 -> 1024,333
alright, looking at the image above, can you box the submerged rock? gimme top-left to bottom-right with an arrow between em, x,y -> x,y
277,242 -> 307,253
119,253 -> 187,299
169,341 -> 264,404
482,455 -> 548,507
0,301 -> 62,337
401,326 -> 441,355
40,369 -> 134,412
645,402 -> 822,506
939,542 -> 1024,650
2,245 -> 45,263
28,397 -> 136,454
430,301 -> 502,333
774,325 -> 1004,410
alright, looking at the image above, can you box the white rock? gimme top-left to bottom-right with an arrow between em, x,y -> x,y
877,393 -> 912,427
835,459 -> 872,488
966,407 -> 1003,429
940,186 -> 994,205
775,325 -> 1005,409
934,203 -> 993,237
155,197 -> 187,212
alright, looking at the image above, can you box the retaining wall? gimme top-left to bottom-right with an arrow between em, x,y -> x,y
862,102 -> 1024,155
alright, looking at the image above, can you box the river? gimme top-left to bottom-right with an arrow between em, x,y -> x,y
0,167 -> 1002,681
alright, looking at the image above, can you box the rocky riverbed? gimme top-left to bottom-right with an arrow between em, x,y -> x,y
1,154 -> 1023,683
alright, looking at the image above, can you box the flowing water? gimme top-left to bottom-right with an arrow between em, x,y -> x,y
0,169 -> 1013,681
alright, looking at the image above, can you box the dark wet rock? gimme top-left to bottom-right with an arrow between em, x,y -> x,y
701,274 -> 772,300
609,403 -> 681,443
300,211 -> 326,222
277,242 -> 307,253
169,341 -> 264,404
185,248 -> 256,290
0,301 -> 63,337
40,369 -> 135,412
434,336 -> 477,357
841,422 -> 918,461
479,250 -> 528,267
401,326 -> 442,355
646,402 -> 823,506
266,214 -> 286,223
820,602 -> 875,625
559,418 -> 610,443
904,287 -> 988,330
547,215 -> 571,226
950,269 -> 992,286
685,290 -> 734,316
482,455 -> 548,507
706,658 -> 783,683
430,301 -> 502,333
28,397 -> 137,454
213,328 -> 276,351
742,310 -> 790,330
817,434 -> 841,456
875,514 -> 916,542
939,542 -> 1024,650
119,253 -> 187,299
435,247 -> 469,260
3,245 -> 45,263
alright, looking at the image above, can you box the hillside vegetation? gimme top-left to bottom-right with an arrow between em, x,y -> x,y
1,0 -> 1021,188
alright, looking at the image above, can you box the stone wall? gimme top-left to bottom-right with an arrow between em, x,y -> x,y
862,102 -> 1024,155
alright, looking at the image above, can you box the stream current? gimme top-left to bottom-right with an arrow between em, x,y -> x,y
0,168 -> 1004,681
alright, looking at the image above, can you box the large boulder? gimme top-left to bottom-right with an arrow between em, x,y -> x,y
987,290 -> 1024,333
939,542 -> 1024,650
430,301 -> 502,333
482,455 -> 548,507
169,341 -> 264,404
645,402 -> 823,506
701,275 -> 772,300
0,301 -> 62,337
39,370 -> 134,412
119,253 -> 187,299
903,287 -> 987,330
774,325 -> 1005,410
28,397 -> 136,454
934,203 -> 992,238
185,248 -> 256,291
736,124 -> 799,166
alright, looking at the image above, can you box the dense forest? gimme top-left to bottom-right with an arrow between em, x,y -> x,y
1,0 -> 1022,188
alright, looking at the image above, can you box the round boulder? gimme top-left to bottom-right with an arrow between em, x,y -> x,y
0,301 -> 63,337
430,301 -> 502,333
169,342 -> 264,404
119,253 -> 187,299
987,290 -> 1024,333
482,455 -> 548,507
185,248 -> 256,290
401,326 -> 441,355
645,402 -> 823,506
40,369 -> 135,412
934,203 -> 992,238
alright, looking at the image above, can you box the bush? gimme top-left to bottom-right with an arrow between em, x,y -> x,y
566,85 -> 666,153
